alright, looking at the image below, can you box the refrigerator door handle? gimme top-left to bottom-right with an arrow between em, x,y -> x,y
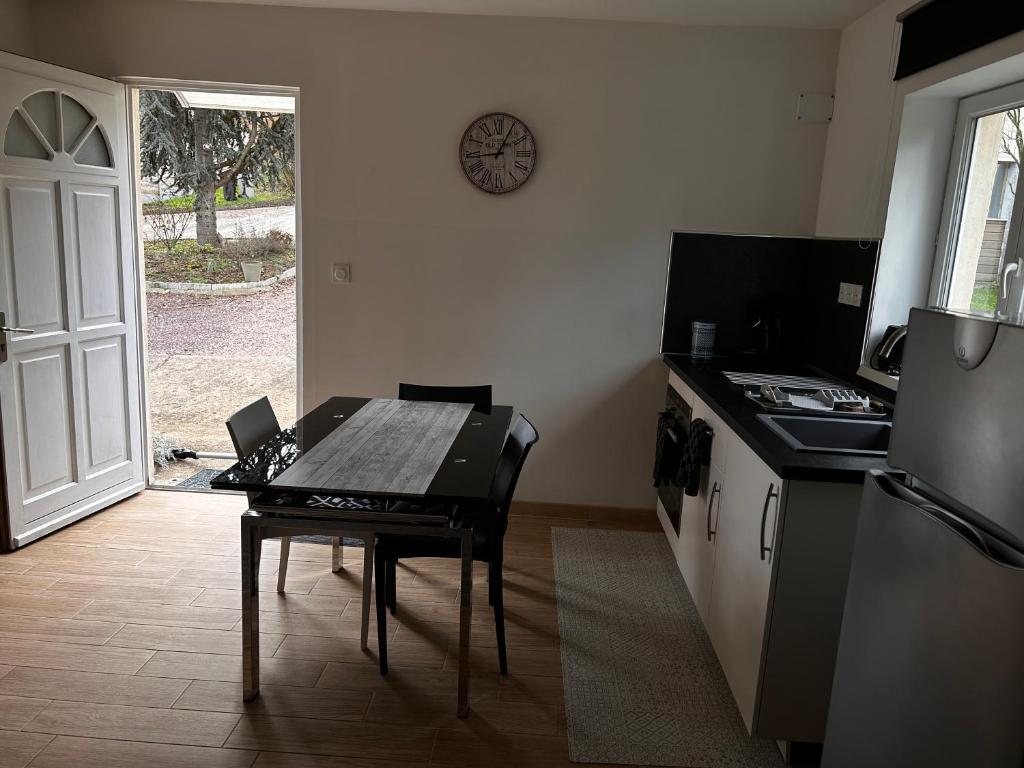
874,473 -> 1023,567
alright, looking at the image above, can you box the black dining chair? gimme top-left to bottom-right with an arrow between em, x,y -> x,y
382,382 -> 494,613
225,398 -> 373,622
374,413 -> 538,675
398,382 -> 493,410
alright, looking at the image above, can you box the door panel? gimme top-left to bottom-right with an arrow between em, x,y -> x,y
679,461 -> 723,623
0,51 -> 144,548
16,345 -> 74,506
69,184 -> 122,327
708,437 -> 783,734
80,336 -> 129,475
4,180 -> 65,333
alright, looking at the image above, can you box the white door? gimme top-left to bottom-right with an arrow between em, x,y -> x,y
707,438 -> 783,734
0,52 -> 144,548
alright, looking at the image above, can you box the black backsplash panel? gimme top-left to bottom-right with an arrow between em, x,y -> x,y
661,233 -> 879,384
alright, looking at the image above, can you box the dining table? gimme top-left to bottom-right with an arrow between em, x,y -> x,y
211,395 -> 514,717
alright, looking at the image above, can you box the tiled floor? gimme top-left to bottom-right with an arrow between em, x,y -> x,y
0,490 -> 657,767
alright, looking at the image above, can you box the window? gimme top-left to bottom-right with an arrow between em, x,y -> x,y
934,81 -> 1024,316
3,90 -> 113,169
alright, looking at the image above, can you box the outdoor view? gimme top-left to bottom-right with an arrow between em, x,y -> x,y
948,107 -> 1022,313
138,89 -> 297,487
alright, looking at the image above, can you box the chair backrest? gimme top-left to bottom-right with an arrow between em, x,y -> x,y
226,396 -> 281,460
490,414 -> 539,539
226,397 -> 281,506
398,382 -> 493,410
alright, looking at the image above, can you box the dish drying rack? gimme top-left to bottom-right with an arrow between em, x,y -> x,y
745,384 -> 888,419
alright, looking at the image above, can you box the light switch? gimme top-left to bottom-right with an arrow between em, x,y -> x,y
332,263 -> 351,283
838,282 -> 863,307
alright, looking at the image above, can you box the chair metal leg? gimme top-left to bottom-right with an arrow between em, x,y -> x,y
374,547 -> 388,675
360,535 -> 375,651
492,560 -> 508,675
276,536 -> 291,593
332,536 -> 343,572
387,558 -> 397,616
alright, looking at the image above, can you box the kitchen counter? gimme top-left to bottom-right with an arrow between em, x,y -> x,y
663,354 -> 890,483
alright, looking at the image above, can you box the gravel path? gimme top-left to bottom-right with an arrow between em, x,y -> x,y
145,278 -> 297,463
146,278 -> 296,356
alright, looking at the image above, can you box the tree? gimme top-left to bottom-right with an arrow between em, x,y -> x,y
139,90 -> 294,247
1001,108 -> 1023,197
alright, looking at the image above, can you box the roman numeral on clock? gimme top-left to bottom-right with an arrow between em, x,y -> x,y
514,161 -> 529,173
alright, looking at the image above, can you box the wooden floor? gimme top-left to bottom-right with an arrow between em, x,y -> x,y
0,490 -> 657,767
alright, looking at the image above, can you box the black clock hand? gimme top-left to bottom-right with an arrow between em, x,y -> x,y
494,124 -> 515,157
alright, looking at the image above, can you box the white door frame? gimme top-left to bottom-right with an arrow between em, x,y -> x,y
119,77 -> 303,486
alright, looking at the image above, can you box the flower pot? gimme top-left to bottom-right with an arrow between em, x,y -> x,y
240,261 -> 263,283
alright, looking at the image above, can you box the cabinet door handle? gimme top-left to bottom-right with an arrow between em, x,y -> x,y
706,481 -> 720,541
760,482 -> 780,562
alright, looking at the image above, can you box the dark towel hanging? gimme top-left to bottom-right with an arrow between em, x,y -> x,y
676,418 -> 713,496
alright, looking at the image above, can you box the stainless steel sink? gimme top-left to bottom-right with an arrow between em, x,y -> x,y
757,414 -> 891,456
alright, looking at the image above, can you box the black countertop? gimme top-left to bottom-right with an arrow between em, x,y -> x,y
662,355 -> 891,484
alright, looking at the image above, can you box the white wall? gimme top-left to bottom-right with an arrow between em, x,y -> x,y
27,0 -> 839,508
0,0 -> 34,57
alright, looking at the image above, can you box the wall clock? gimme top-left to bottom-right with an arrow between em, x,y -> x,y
459,112 -> 537,194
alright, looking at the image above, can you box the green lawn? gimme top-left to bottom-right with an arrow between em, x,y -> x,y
145,239 -> 295,284
971,282 -> 998,313
142,189 -> 294,215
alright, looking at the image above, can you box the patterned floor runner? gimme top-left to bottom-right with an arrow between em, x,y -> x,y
552,528 -> 783,767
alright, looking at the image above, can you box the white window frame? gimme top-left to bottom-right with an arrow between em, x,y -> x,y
932,79 -> 1024,316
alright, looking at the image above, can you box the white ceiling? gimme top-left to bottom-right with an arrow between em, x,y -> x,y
184,0 -> 886,31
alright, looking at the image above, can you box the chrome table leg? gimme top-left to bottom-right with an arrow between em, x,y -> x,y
457,527 -> 473,717
241,515 -> 262,701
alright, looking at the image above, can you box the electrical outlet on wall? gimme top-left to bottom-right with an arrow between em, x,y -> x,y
838,282 -> 863,307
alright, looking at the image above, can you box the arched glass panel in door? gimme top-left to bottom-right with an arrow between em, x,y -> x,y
4,90 -> 113,168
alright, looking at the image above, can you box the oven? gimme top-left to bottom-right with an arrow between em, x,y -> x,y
655,385 -> 691,535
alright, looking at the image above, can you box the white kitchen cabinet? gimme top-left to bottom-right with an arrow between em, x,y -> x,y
707,436 -> 783,734
678,459 -> 724,622
665,371 -> 864,745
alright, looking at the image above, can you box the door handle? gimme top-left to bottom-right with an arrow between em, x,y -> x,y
1001,260 -> 1020,300
760,482 -> 780,562
706,481 -> 720,541
0,311 -> 32,335
0,312 -> 32,364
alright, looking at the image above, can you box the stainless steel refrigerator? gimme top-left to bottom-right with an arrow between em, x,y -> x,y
822,307 -> 1024,768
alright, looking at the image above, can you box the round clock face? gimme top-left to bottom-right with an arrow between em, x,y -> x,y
459,112 -> 537,194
